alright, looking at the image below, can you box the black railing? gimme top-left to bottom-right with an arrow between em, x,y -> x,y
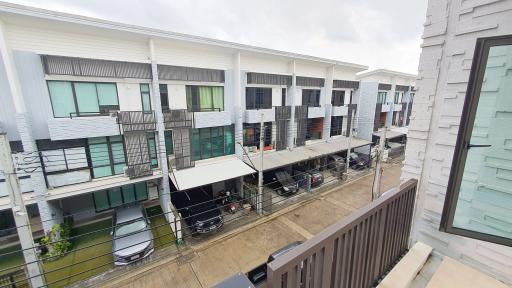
117,111 -> 156,132
163,109 -> 194,129
267,179 -> 417,288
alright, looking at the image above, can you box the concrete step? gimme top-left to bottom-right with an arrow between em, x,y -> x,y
425,256 -> 510,288
377,242 -> 432,288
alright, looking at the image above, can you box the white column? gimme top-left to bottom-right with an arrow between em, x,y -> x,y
0,19 -> 59,232
0,133 -> 45,288
149,39 -> 171,221
287,60 -> 296,149
233,52 -> 245,197
323,65 -> 334,141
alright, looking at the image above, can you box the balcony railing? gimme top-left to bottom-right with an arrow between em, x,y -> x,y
117,111 -> 156,132
163,109 -> 194,129
267,179 -> 417,288
275,106 -> 292,121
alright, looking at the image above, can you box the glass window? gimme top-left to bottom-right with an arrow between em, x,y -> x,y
140,84 -> 152,111
331,90 -> 345,106
97,83 -> 119,107
147,133 -> 158,168
159,84 -> 169,110
281,88 -> 287,106
186,85 -> 224,112
377,92 -> 387,104
330,116 -> 343,136
88,136 -> 125,178
302,89 -> 321,107
48,81 -> 76,118
442,36 -> 512,246
47,81 -> 119,117
191,125 -> 234,160
164,131 -> 174,155
243,123 -> 272,147
93,183 -> 148,212
246,87 -> 272,110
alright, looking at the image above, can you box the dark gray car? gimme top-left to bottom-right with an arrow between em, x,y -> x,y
112,205 -> 154,266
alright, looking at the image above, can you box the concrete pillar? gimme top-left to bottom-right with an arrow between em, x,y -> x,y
0,19 -> 59,232
403,87 -> 412,127
287,60 -> 297,149
355,82 -> 379,141
233,52 -> 244,159
323,66 -> 334,141
148,39 -> 171,221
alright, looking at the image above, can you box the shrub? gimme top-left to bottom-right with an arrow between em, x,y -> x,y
40,221 -> 72,261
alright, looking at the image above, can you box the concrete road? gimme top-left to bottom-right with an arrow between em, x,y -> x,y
99,163 -> 402,288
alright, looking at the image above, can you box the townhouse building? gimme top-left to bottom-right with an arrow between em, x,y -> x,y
355,69 -> 416,143
0,2 -> 378,234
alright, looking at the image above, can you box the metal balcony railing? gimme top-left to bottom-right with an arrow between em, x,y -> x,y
117,111 -> 156,133
267,179 -> 417,288
275,106 -> 292,121
163,109 -> 194,129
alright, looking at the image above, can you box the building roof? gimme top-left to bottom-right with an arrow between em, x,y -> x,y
249,137 -> 371,171
0,1 -> 368,71
169,155 -> 256,191
356,69 -> 417,80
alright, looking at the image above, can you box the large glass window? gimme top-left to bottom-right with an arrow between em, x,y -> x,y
306,118 -> 323,140
394,92 -> 403,104
302,89 -> 321,107
140,84 -> 152,112
47,81 -> 119,117
92,182 -> 148,212
377,91 -> 387,104
186,86 -> 224,112
191,125 -> 235,161
88,136 -> 126,178
243,122 -> 272,147
331,90 -> 345,107
442,36 -> 512,246
246,87 -> 272,110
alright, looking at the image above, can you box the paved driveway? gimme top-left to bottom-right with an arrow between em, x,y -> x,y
100,163 -> 402,288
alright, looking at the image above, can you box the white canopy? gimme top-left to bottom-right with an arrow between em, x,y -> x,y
169,155 -> 256,191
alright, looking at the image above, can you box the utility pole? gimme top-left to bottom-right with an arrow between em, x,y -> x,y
372,126 -> 387,200
345,109 -> 355,175
0,133 -> 45,288
257,114 -> 264,214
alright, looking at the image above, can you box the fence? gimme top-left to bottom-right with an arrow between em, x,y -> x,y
266,179 -> 417,288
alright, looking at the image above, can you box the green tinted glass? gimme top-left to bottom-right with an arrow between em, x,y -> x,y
97,83 -> 118,106
48,81 -> 76,117
74,82 -> 99,114
93,191 -> 109,211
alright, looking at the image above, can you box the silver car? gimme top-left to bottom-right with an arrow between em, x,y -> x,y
112,205 -> 154,266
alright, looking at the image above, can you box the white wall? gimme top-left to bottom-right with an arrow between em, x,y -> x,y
333,67 -> 360,81
118,82 -> 143,111
402,0 -> 512,284
295,61 -> 328,78
6,24 -> 149,63
166,84 -> 187,110
155,40 -> 233,70
241,54 -> 290,75
272,87 -> 282,106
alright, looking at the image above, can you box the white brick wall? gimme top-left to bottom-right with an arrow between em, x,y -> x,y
403,0 -> 512,284
47,116 -> 119,141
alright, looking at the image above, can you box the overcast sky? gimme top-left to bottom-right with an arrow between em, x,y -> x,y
6,0 -> 427,74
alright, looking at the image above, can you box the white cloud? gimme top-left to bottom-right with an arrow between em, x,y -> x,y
4,0 -> 427,73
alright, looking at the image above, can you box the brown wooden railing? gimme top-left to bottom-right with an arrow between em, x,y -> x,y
267,179 -> 417,288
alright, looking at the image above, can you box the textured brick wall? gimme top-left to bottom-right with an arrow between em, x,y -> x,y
402,0 -> 512,284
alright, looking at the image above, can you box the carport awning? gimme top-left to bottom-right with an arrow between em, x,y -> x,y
373,130 -> 406,140
248,137 -> 371,171
169,155 -> 257,191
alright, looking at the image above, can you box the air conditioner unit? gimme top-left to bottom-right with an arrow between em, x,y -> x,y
124,166 -> 135,178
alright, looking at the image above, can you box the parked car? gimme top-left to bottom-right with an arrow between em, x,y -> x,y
171,188 -> 223,234
247,241 -> 303,285
349,152 -> 370,170
293,167 -> 324,188
112,205 -> 154,266
263,169 -> 299,196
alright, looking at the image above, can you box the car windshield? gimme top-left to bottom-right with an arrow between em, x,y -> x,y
115,219 -> 147,237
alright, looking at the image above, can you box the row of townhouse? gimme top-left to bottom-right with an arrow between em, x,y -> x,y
0,2 -> 415,234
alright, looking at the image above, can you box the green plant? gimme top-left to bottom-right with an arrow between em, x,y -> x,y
40,222 -> 72,261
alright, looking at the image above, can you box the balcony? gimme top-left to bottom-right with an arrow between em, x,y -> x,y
47,112 -> 119,141
307,106 -> 325,118
331,105 -> 349,117
381,103 -> 391,112
245,107 -> 276,123
393,102 -> 404,111
193,108 -> 232,128
163,109 -> 194,129
266,179 -> 417,287
117,111 -> 156,133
